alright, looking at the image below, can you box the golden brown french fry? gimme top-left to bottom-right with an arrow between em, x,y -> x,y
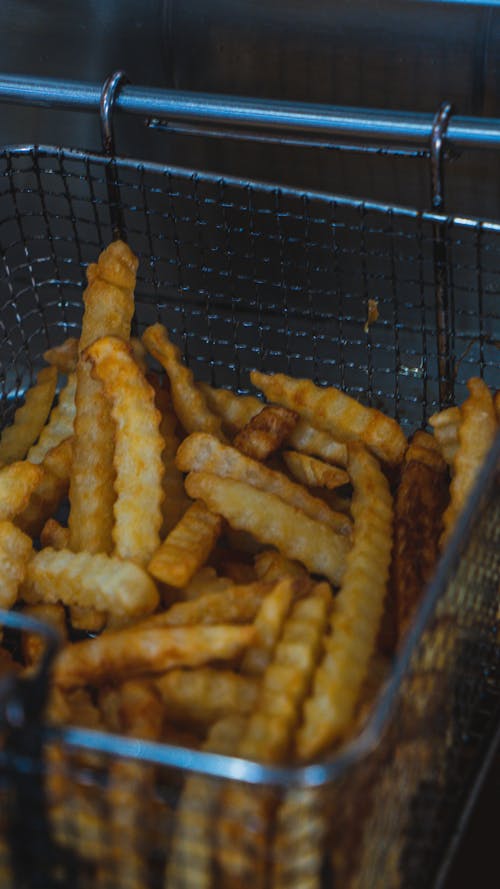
85,335 -> 164,567
441,378 -> 497,546
0,521 -> 33,610
0,366 -> 58,464
142,324 -> 224,437
148,373 -> 191,536
199,382 -> 349,465
296,443 -> 393,759
148,502 -> 222,588
15,438 -> 72,536
185,471 -> 350,586
43,337 -> 79,373
69,239 -> 138,554
155,668 -> 258,729
27,373 -> 76,464
251,371 -> 407,465
234,405 -> 298,461
0,461 -> 43,522
53,623 -> 255,688
428,405 -> 460,465
253,549 -> 312,586
21,603 -> 67,668
283,450 -> 350,490
216,584 -> 332,886
198,382 -> 262,435
22,547 -> 159,624
176,433 -> 352,536
40,519 -> 70,551
180,566 -> 234,600
391,432 -> 449,641
130,336 -> 148,374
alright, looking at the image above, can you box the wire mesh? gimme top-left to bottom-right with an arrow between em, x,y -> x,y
0,145 -> 498,889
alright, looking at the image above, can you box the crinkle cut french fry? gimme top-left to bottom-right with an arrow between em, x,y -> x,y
21,603 -> 67,668
391,432 -> 449,641
441,378 -> 497,546
155,668 -> 258,728
139,579 -> 274,630
0,366 -> 58,465
0,461 -> 43,522
233,405 -> 298,461
185,471 -> 350,587
69,240 -> 138,554
165,580 -> 295,889
53,624 -> 254,688
85,336 -> 164,567
199,382 -> 349,465
253,549 -> 312,587
15,438 -> 72,536
272,787 -> 327,889
165,715 -> 247,889
28,373 -> 76,464
0,521 -> 33,610
40,518 -> 70,551
176,433 -> 352,536
22,547 -> 159,625
148,373 -> 191,536
296,443 -> 393,759
148,502 -> 222,588
142,324 -> 224,438
283,450 -> 350,490
251,370 -> 407,465
216,584 -> 332,887
198,382 -> 262,436
180,566 -> 234,600
428,405 -> 460,465
43,337 -> 79,373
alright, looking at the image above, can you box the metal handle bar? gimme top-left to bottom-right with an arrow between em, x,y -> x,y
1,73 -> 500,151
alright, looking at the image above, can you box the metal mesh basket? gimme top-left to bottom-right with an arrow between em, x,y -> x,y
0,142 -> 499,889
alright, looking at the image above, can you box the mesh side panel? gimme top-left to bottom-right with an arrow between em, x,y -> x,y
0,148 -> 499,430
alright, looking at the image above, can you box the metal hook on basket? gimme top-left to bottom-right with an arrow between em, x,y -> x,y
430,102 -> 453,212
99,70 -> 130,242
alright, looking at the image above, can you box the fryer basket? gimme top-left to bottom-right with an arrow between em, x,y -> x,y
0,141 -> 498,889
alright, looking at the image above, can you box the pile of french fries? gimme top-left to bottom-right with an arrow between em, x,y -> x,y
0,239 -> 498,885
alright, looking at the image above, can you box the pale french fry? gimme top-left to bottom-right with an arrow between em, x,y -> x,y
21,603 -> 67,668
441,378 -> 497,545
296,443 -> 393,759
53,624 -> 255,688
43,337 -> 79,373
216,583 -> 332,886
40,519 -> 70,551
131,580 -> 274,630
149,373 -> 191,536
22,547 -> 159,624
165,579 -> 295,889
69,239 -> 138,554
185,471 -> 350,586
148,502 -> 222,588
27,372 -> 76,464
142,324 -> 224,437
165,715 -> 247,889
0,366 -> 58,464
0,521 -> 33,610
251,371 -> 407,465
392,432 -> 449,641
15,438 -> 72,536
85,336 -> 164,567
198,382 -> 262,436
0,461 -> 43,522
234,405 -> 298,461
176,433 -> 352,536
428,405 -> 460,465
283,450 -> 350,490
181,566 -> 234,600
155,668 -> 258,729
199,382 -> 348,465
